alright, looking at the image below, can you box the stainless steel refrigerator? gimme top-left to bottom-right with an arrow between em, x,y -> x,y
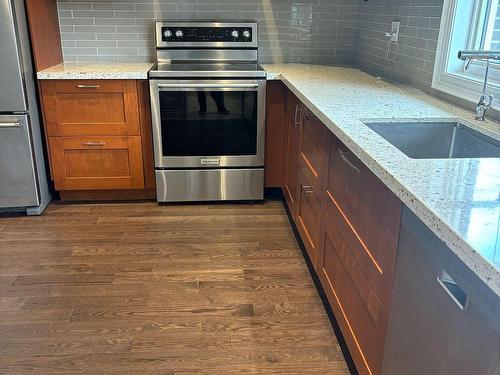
0,0 -> 51,215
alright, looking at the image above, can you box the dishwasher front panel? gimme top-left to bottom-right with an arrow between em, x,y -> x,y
0,115 -> 39,208
382,207 -> 500,375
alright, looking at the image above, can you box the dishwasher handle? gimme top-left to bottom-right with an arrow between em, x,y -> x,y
437,270 -> 469,311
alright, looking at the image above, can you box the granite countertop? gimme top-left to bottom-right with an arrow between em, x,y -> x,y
36,62 -> 155,80
263,64 -> 500,297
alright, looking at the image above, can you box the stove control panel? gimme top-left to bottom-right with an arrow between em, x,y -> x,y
161,26 -> 253,43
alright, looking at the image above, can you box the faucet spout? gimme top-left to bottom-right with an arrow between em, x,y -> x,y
458,50 -> 499,121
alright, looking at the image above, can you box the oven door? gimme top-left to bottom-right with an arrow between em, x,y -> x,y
150,79 -> 266,169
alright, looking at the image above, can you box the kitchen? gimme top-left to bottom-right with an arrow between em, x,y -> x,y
0,0 -> 499,374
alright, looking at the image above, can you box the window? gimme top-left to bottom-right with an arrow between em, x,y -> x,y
433,0 -> 500,108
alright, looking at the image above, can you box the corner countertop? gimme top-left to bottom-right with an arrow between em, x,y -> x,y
263,64 -> 500,297
36,62 -> 155,80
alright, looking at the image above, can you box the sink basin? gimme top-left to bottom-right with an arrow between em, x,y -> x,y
364,121 -> 500,159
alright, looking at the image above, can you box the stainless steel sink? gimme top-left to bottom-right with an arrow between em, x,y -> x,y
364,121 -> 500,159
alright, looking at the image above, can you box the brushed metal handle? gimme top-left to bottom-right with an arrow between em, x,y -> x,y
301,184 -> 314,194
82,141 -> 106,146
76,84 -> 101,88
294,104 -> 301,128
158,83 -> 258,89
0,121 -> 22,128
437,270 -> 469,311
338,148 -> 360,174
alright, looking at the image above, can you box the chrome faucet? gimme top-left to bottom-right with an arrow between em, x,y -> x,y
458,50 -> 500,120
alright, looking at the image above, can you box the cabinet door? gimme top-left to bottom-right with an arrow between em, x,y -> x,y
324,134 -> 401,307
41,80 -> 140,137
264,81 -> 286,187
282,90 -> 301,218
319,215 -> 388,375
49,136 -> 144,190
295,107 -> 327,268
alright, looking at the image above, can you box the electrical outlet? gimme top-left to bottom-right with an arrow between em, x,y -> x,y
390,21 -> 400,42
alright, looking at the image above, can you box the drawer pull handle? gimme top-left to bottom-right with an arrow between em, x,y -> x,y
437,270 -> 469,311
338,148 -> 360,174
294,104 -> 301,128
76,84 -> 101,89
82,141 -> 106,146
301,185 -> 314,194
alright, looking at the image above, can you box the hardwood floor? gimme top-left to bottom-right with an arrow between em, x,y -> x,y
0,200 -> 350,374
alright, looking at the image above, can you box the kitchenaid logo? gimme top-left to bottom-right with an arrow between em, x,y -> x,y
200,158 -> 220,166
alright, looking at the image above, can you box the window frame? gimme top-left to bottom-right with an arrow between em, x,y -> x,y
432,0 -> 500,109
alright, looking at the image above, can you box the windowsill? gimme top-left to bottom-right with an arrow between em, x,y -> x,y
432,70 -> 500,110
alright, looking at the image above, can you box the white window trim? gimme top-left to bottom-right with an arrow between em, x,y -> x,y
432,0 -> 500,109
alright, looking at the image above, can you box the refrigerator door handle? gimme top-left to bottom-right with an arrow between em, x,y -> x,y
0,121 -> 22,128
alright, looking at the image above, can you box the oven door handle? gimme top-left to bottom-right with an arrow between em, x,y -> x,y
157,83 -> 259,90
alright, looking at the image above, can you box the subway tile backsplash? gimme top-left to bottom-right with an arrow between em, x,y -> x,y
355,0 -> 444,93
57,0 -> 359,65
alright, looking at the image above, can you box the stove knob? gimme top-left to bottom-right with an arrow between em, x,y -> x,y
175,30 -> 184,38
243,30 -> 251,39
231,30 -> 239,39
163,29 -> 172,38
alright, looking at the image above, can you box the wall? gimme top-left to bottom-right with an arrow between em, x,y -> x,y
56,0 -> 358,65
355,0 -> 444,93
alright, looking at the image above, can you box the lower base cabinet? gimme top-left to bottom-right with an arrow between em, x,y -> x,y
49,136 -> 145,190
39,79 -> 154,199
319,215 -> 389,375
280,90 -> 401,375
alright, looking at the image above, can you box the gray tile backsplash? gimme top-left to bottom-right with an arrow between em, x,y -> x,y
57,0 -> 359,65
56,0 -> 447,94
355,0 -> 444,93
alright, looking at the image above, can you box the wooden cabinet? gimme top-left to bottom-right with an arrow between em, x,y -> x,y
49,136 -> 144,190
317,133 -> 402,375
40,80 -> 154,196
264,81 -> 286,187
324,134 -> 402,307
295,107 -> 327,269
276,86 -> 403,375
282,90 -> 301,218
41,80 -> 141,137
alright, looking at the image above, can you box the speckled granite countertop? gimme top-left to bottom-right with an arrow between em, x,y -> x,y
263,64 -> 500,297
37,62 -> 154,80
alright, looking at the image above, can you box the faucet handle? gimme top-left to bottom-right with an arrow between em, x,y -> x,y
481,93 -> 494,106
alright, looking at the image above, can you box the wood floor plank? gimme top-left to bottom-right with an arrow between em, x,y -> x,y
0,199 -> 350,374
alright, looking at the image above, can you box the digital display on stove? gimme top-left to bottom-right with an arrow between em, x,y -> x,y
161,27 -> 253,43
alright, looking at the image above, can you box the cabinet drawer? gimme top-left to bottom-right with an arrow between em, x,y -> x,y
49,136 -> 144,191
41,80 -> 140,137
319,215 -> 388,375
325,134 -> 401,307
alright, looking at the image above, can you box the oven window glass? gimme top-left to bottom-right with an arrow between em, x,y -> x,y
159,89 -> 258,156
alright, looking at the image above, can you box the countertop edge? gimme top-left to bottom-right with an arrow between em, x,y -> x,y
267,69 -> 500,297
36,72 -> 150,80
36,62 -> 155,80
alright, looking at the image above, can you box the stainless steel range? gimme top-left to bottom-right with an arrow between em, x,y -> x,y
149,21 -> 267,202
